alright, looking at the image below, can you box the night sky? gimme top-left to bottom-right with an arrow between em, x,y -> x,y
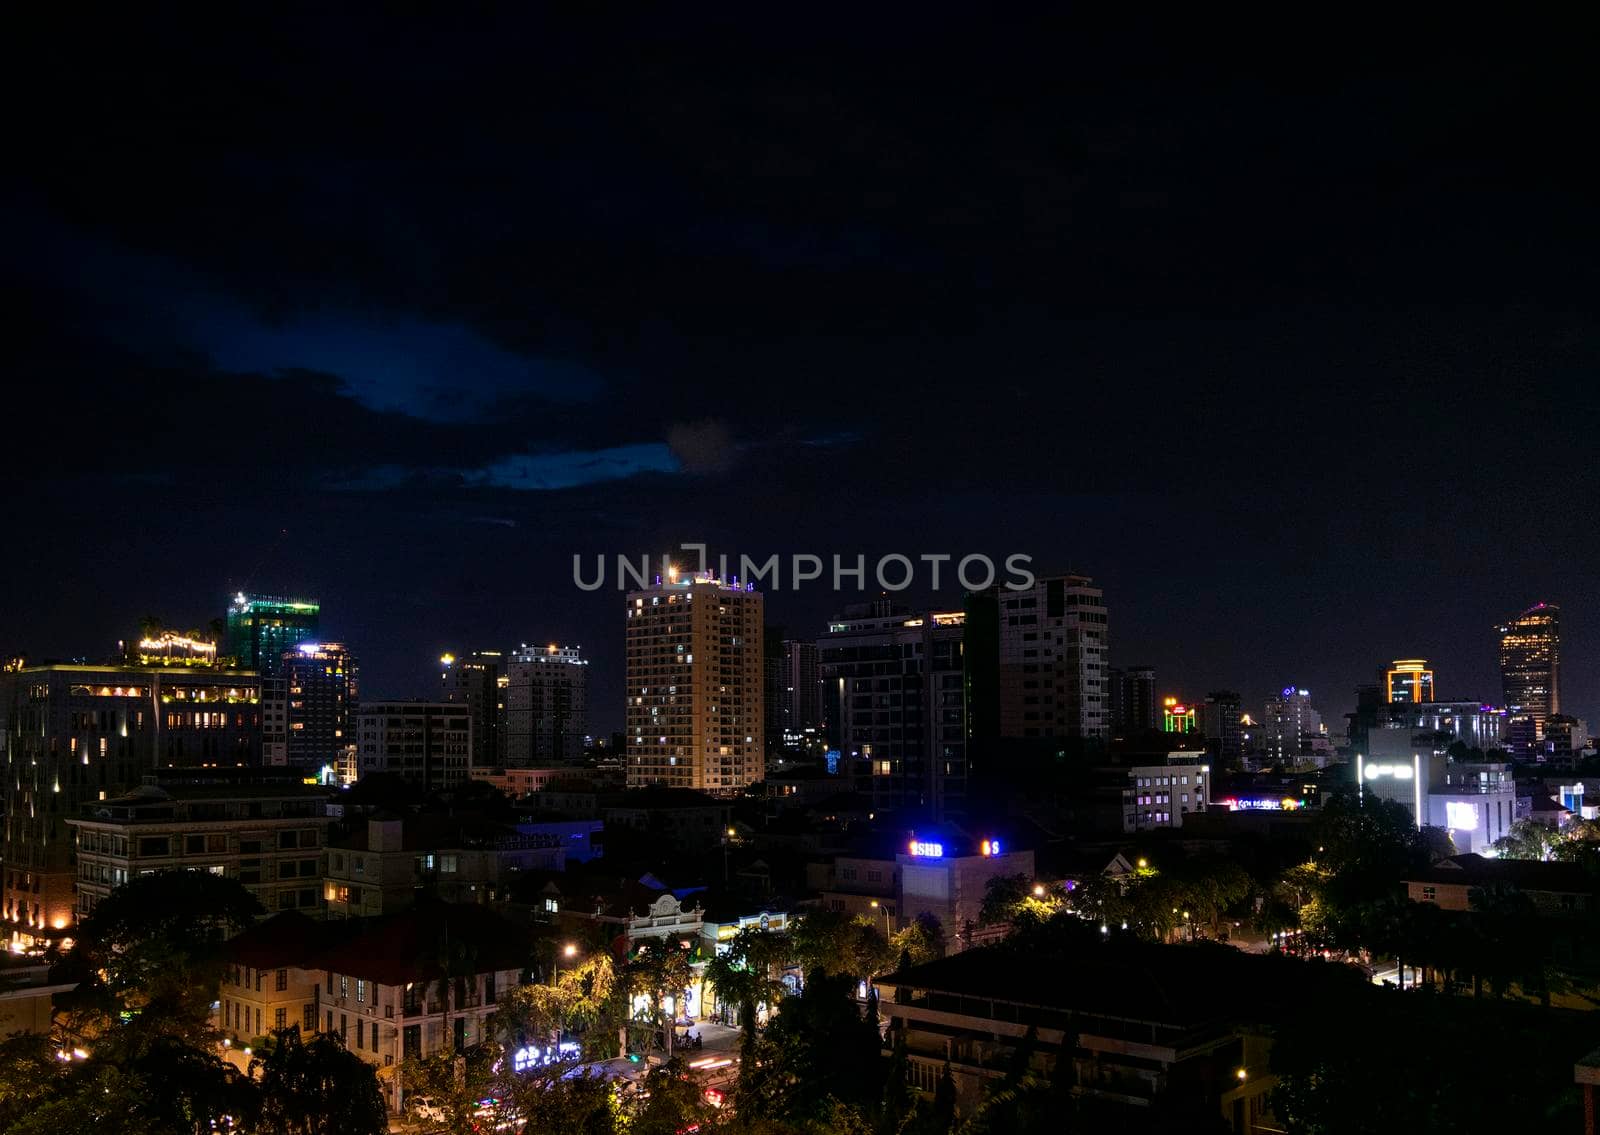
5,10 -> 1597,735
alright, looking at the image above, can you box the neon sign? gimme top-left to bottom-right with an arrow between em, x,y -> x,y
908,839 -> 944,858
1222,797 -> 1305,812
981,839 -> 1003,856
1363,763 -> 1413,780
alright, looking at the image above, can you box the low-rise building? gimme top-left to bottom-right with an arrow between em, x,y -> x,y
68,768 -> 331,919
1118,751 -> 1211,831
1404,854 -> 1599,915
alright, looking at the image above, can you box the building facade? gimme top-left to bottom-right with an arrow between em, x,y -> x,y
354,701 -> 472,791
1198,690 -> 1243,762
279,642 -> 357,774
997,575 -> 1109,742
1260,687 -> 1322,765
779,639 -> 822,751
818,602 -> 967,816
439,650 -> 504,769
67,769 -> 330,918
1120,751 -> 1212,831
1498,602 -> 1561,753
506,644 -> 588,765
1,660 -> 263,943
1108,665 -> 1157,737
626,573 -> 764,794
1383,659 -> 1435,705
225,593 -> 320,676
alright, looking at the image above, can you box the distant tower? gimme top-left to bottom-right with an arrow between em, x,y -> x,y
440,649 -> 504,769
279,642 -> 357,773
1498,602 -> 1561,753
997,575 -> 1110,741
507,645 -> 588,765
1383,659 -> 1435,705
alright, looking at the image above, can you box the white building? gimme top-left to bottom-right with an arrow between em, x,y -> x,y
1121,751 -> 1211,831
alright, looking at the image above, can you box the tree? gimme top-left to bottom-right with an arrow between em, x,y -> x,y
60,869 -> 263,1040
1494,819 -> 1559,862
254,1026 -> 388,1135
789,909 -> 894,984
622,938 -> 693,1058
743,971 -> 884,1123
0,1034 -> 71,1129
890,913 -> 944,967
630,1057 -> 721,1135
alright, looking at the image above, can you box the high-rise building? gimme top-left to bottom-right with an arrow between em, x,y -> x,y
1261,687 -> 1322,764
1,655 -> 263,943
354,701 -> 472,791
225,593 -> 320,676
278,642 -> 357,774
1383,659 -> 1435,705
1107,666 -> 1157,737
818,601 -> 966,816
506,644 -> 588,765
1497,602 -> 1561,751
626,571 -> 764,794
996,575 -> 1109,742
1198,690 -> 1242,761
440,650 -> 504,770
779,639 -> 822,750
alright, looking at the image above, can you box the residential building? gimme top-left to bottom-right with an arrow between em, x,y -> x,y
280,642 -> 357,774
1543,715 -> 1589,764
778,639 -> 822,751
354,701 -> 471,792
225,593 -> 321,677
1405,854 -> 1598,914
997,575 -> 1109,742
68,768 -> 330,918
0,957 -> 77,1037
626,572 -> 764,794
1498,602 -> 1561,753
1198,690 -> 1243,762
818,601 -> 967,817
1118,751 -> 1212,832
322,815 -> 568,918
1260,687 -> 1322,765
1,659 -> 263,944
468,766 -> 577,797
1108,665 -> 1157,737
439,650 -> 505,769
506,644 -> 588,765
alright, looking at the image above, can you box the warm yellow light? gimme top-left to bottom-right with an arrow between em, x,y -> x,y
564,943 -> 577,957
1236,1068 -> 1248,1081
870,900 -> 879,908
440,653 -> 456,665
1033,885 -> 1045,897
1137,858 -> 1148,869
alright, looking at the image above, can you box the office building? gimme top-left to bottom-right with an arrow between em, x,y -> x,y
439,650 -> 505,768
818,601 -> 966,816
279,642 -> 357,774
1543,716 -> 1590,764
626,571 -> 764,794
1498,602 -> 1561,752
1108,665 -> 1157,737
1358,744 -> 1515,855
67,767 -> 330,919
1,656 -> 263,943
354,701 -> 471,792
225,593 -> 320,676
506,644 -> 588,764
1384,659 -> 1435,705
997,574 -> 1109,742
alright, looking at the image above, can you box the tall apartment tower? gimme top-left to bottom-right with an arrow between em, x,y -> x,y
355,701 -> 472,792
1261,687 -> 1322,764
779,639 -> 822,749
1498,602 -> 1561,752
817,601 -> 967,818
1383,659 -> 1436,705
625,572 -> 764,793
278,642 -> 357,773
225,593 -> 320,676
506,644 -> 588,765
1,656 -> 263,944
996,574 -> 1109,742
1198,690 -> 1243,762
440,649 -> 504,769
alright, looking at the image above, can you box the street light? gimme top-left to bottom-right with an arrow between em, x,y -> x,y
551,943 -> 578,986
1032,884 -> 1045,898
869,899 -> 892,936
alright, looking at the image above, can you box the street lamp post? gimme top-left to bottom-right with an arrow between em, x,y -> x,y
870,899 -> 892,937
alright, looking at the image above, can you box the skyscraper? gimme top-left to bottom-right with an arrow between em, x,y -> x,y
1498,602 -> 1561,751
440,649 -> 504,769
818,601 -> 966,817
1198,690 -> 1243,762
506,644 -> 588,765
1,651 -> 263,943
1384,659 -> 1435,704
626,571 -> 763,793
225,593 -> 320,676
779,639 -> 822,749
1107,666 -> 1157,737
278,642 -> 357,773
996,574 -> 1109,742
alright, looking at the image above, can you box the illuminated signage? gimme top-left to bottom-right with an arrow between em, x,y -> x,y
1445,801 -> 1479,831
1363,763 -> 1413,780
981,839 -> 1003,856
1222,797 -> 1306,812
512,1041 -> 579,1073
908,839 -> 944,858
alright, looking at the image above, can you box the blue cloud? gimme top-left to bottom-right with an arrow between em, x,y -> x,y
331,443 -> 681,493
